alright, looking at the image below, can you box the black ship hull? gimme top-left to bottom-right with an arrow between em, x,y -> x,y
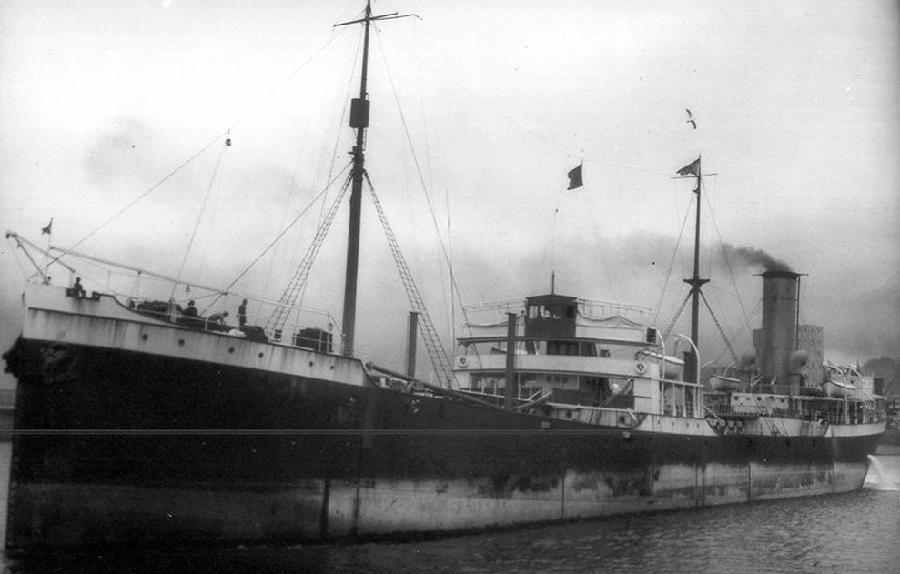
4,333 -> 881,552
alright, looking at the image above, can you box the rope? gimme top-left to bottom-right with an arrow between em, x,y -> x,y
208,161 -> 353,311
364,173 -> 457,387
49,25 -> 346,273
172,142 -> 228,296
47,131 -> 228,271
661,291 -> 692,340
324,25 -> 363,209
227,27 -> 346,133
10,245 -> 30,279
703,186 -> 753,336
265,174 -> 353,335
294,24 -> 363,315
700,290 -> 740,366
374,27 -> 472,331
653,194 -> 694,326
709,297 -> 762,365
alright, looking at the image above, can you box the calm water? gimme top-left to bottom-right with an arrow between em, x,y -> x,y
1,442 -> 898,574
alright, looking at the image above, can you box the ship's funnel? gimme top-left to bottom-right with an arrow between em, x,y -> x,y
760,270 -> 801,384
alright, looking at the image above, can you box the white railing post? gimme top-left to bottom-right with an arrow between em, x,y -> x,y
673,333 -> 702,417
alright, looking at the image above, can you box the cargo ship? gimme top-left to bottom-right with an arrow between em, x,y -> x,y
2,1 -> 885,553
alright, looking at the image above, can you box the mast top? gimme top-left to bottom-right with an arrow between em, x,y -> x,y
334,2 -> 419,29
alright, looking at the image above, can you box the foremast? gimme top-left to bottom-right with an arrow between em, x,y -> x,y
336,2 -> 414,357
680,156 -> 707,382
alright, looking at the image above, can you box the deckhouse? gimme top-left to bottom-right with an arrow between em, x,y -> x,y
453,293 -> 703,424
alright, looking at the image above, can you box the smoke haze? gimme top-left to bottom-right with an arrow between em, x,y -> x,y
720,244 -> 794,273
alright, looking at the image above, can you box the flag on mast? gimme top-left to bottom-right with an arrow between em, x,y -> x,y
567,163 -> 583,190
676,157 -> 701,177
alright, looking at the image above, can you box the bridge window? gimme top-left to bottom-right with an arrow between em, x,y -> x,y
548,341 -> 578,356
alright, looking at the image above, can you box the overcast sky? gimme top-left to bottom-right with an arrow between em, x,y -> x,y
1,0 -> 898,385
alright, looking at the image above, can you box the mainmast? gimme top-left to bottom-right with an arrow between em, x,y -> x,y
681,156 -> 708,381
335,1 -> 415,357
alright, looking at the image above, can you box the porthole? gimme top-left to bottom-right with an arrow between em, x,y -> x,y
178,339 -> 185,347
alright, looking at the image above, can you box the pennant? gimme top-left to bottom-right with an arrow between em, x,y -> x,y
676,157 -> 701,177
567,164 -> 583,190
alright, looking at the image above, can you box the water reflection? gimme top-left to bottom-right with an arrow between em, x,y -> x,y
866,454 -> 899,490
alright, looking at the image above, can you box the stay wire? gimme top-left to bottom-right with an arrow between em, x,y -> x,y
661,290 -> 693,341
709,298 -> 762,366
373,27 -> 472,329
699,290 -> 739,366
294,26 -> 362,317
209,161 -> 353,311
172,142 -> 228,297
324,25 -> 363,212
703,184 -> 753,336
48,131 -> 229,270
227,27 -> 346,133
653,193 -> 694,327
41,21 -> 348,286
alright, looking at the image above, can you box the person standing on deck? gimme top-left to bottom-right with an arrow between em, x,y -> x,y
238,298 -> 248,328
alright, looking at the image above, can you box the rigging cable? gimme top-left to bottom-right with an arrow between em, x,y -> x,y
50,26 -> 346,275
373,27 -> 473,333
661,290 -> 693,341
365,172 -> 457,388
47,131 -> 229,270
208,160 -> 353,312
653,193 -> 695,327
699,290 -> 740,366
172,140 -> 229,297
266,174 -> 354,336
446,186 -> 456,347
708,298 -> 762,366
9,244 -> 30,280
227,26 -> 347,133
703,180 -> 753,336
293,23 -> 364,319
323,25 -> 364,214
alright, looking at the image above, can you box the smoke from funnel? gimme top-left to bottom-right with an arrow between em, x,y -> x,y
722,243 -> 793,272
